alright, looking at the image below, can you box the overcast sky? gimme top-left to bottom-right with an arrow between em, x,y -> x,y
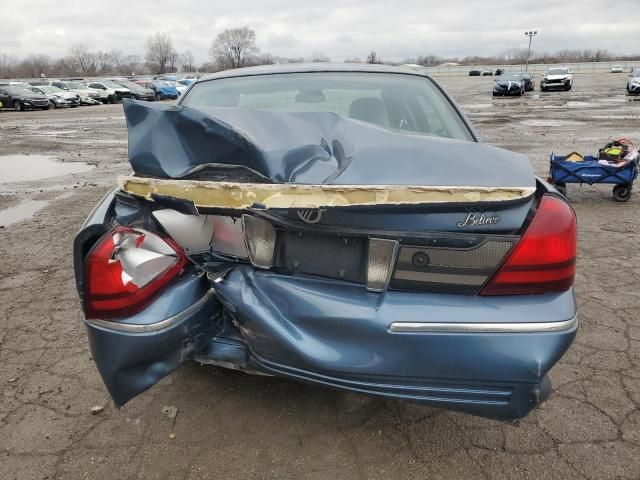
3,0 -> 639,62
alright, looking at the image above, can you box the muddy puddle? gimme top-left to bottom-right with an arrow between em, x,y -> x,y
0,154 -> 94,185
0,199 -> 48,227
29,130 -> 78,137
460,103 -> 493,109
520,119 -> 584,127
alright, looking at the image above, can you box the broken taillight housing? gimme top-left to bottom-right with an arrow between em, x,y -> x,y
366,238 -> 399,291
84,227 -> 187,319
480,195 -> 577,296
242,215 -> 277,268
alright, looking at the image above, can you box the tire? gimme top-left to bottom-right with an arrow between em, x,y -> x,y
13,100 -> 23,112
613,185 -> 632,202
555,184 -> 567,196
108,95 -> 117,104
155,92 -> 162,100
48,100 -> 56,109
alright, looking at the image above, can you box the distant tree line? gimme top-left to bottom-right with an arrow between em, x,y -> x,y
1,28 -> 638,79
403,48 -> 639,67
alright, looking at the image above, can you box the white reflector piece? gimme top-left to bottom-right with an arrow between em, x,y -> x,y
152,209 -> 213,254
114,230 -> 178,288
242,215 -> 276,269
366,238 -> 399,292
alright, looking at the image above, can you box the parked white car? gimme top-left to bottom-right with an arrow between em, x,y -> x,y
540,67 -> 574,91
86,80 -> 132,103
42,80 -> 102,105
628,69 -> 640,95
610,65 -> 624,73
28,85 -> 81,108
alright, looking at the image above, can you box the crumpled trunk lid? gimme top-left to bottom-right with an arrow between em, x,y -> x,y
123,100 -> 535,190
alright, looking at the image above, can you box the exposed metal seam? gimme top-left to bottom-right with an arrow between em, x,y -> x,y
119,175 -> 536,210
389,315 -> 578,333
85,289 -> 215,333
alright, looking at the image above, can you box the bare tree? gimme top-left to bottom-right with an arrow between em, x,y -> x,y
500,48 -> 530,64
95,51 -> 113,73
17,54 -> 51,78
180,50 -> 196,72
0,53 -> 16,77
168,50 -> 179,72
210,27 -> 259,69
70,44 -> 97,74
145,32 -> 176,74
108,49 -> 124,73
310,51 -> 330,62
366,51 -> 381,64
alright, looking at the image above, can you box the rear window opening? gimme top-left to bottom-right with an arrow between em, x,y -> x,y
181,72 -> 474,142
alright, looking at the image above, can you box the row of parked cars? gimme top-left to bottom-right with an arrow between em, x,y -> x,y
492,68 -> 576,96
0,76 -> 195,111
490,66 -> 640,97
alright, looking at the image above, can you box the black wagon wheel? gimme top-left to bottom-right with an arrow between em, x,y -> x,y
613,185 -> 632,202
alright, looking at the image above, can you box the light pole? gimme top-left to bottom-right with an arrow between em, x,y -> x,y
524,30 -> 538,71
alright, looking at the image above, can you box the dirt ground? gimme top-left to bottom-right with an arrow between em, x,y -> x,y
1,73 -> 639,479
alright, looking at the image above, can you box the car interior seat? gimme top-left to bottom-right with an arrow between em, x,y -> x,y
348,97 -> 390,127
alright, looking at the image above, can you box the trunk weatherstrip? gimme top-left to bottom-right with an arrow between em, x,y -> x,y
119,176 -> 536,210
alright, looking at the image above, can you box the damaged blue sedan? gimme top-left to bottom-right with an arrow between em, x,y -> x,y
74,64 -> 578,419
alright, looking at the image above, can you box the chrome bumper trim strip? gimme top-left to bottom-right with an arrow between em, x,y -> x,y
85,289 -> 214,333
389,315 -> 578,333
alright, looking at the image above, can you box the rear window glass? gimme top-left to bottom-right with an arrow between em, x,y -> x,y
182,72 -> 473,141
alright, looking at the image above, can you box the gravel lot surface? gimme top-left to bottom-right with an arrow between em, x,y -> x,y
1,73 -> 639,479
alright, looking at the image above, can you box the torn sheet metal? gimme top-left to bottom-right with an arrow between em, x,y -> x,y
120,176 -> 536,209
122,100 -> 536,189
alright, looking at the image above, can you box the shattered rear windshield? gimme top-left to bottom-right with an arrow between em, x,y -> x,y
181,72 -> 474,141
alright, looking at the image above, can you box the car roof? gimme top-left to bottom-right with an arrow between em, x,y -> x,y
198,62 -> 432,83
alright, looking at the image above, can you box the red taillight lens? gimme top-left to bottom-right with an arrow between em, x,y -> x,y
85,227 -> 187,319
480,195 -> 577,296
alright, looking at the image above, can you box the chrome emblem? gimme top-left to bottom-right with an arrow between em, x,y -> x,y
296,209 -> 325,224
457,212 -> 500,227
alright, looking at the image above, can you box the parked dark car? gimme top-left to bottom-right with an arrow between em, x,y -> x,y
74,64 -> 578,420
469,70 -> 482,76
493,73 -> 526,96
111,79 -> 155,101
0,86 -> 50,111
481,70 -> 493,76
136,80 -> 179,100
521,72 -> 535,91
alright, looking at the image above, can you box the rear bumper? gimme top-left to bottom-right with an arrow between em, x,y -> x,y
206,267 -> 577,419
85,274 -> 219,406
78,191 -> 577,418
493,88 -> 522,96
157,91 -> 179,99
541,81 -> 570,89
